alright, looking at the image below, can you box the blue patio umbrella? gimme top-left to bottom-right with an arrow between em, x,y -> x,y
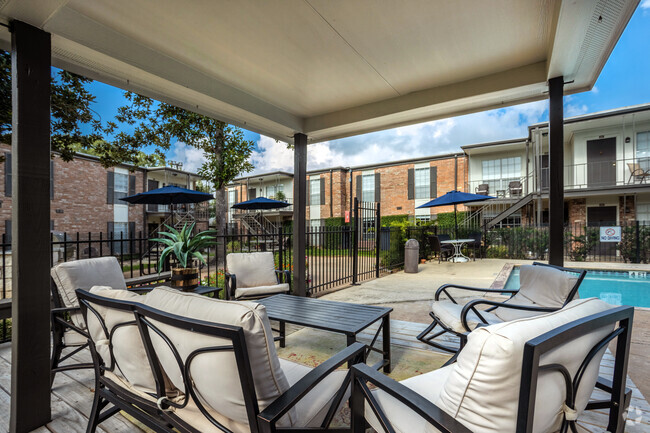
120,185 -> 213,225
231,196 -> 290,210
416,190 -> 495,238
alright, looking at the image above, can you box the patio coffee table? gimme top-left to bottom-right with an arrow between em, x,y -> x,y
257,294 -> 392,373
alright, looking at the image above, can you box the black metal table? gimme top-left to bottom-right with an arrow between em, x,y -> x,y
130,284 -> 222,298
257,294 -> 392,373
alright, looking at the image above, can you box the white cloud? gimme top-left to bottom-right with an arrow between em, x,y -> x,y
168,141 -> 206,172
247,100 -> 550,174
641,0 -> 650,9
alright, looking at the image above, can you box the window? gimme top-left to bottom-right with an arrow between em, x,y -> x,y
310,178 -> 321,205
481,157 -> 521,192
267,185 -> 275,198
228,189 -> 236,219
114,173 -> 129,203
362,174 -> 374,202
638,203 -> 650,222
636,131 -> 650,170
414,167 -> 430,199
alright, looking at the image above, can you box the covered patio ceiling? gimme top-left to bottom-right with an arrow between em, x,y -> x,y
0,0 -> 639,143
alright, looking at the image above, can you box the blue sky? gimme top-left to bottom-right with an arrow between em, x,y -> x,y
85,2 -> 650,174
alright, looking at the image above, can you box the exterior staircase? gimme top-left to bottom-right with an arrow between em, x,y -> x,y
238,212 -> 277,235
484,193 -> 535,229
460,193 -> 537,230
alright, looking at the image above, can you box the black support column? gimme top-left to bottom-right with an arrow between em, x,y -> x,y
548,76 -> 564,267
293,133 -> 307,296
10,21 -> 52,432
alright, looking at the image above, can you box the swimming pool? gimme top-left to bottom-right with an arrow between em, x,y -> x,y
504,267 -> 650,308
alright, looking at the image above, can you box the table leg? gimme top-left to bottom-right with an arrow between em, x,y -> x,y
347,334 -> 356,368
382,315 -> 391,373
279,321 -> 286,348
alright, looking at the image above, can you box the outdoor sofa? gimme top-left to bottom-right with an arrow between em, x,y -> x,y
225,252 -> 291,300
76,285 -> 365,433
417,262 -> 586,354
352,297 -> 633,433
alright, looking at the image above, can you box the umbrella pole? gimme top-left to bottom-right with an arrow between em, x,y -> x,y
454,203 -> 458,239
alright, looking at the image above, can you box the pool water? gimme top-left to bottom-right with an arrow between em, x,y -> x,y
504,267 -> 650,308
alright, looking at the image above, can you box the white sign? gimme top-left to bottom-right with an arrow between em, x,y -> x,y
600,226 -> 621,242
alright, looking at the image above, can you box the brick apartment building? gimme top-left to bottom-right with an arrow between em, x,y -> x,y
227,153 -> 467,230
0,144 -> 206,241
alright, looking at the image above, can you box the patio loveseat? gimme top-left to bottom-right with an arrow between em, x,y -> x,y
352,298 -> 633,433
77,285 -> 365,433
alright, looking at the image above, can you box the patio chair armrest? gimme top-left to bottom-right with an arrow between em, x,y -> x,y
258,342 -> 367,428
460,299 -> 558,332
51,307 -> 90,337
224,272 -> 236,300
350,363 -> 472,433
275,269 -> 292,292
435,284 -> 517,302
127,287 -> 154,294
51,306 -> 81,315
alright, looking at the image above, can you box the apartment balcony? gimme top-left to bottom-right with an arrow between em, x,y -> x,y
230,197 -> 294,218
146,202 -> 210,221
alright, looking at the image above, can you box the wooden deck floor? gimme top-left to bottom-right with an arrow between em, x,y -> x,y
1,319 -> 649,432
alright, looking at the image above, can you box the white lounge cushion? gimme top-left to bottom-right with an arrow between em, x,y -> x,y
235,283 -> 289,299
85,286 -> 158,393
63,328 -> 89,346
435,297 -> 613,433
365,365 -> 453,433
227,252 -> 277,288
51,257 -> 127,328
431,300 -> 502,332
143,286 -> 295,428
492,294 -> 548,322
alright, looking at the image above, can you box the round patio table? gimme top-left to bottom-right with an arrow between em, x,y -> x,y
440,239 -> 474,263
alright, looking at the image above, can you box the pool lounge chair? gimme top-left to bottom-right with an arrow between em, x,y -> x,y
352,298 -> 633,433
416,262 -> 586,354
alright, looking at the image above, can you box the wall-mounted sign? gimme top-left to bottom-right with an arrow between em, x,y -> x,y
344,211 -> 350,223
600,226 -> 621,242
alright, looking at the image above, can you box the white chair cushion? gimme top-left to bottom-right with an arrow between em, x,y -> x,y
492,294 -> 548,322
86,286 -> 158,393
365,365 -> 453,433
435,298 -> 613,433
279,359 -> 349,428
431,300 -> 502,333
143,286 -> 294,427
51,257 -> 127,329
516,264 -> 578,308
235,283 -> 290,299
63,328 -> 89,346
227,252 -> 277,288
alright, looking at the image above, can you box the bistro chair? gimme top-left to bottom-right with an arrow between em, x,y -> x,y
466,232 -> 483,260
429,235 -> 453,263
508,180 -> 523,197
627,162 -> 649,184
416,262 -> 586,354
225,252 -> 291,300
475,183 -> 489,195
352,298 -> 633,433
49,256 -> 134,384
77,286 -> 366,433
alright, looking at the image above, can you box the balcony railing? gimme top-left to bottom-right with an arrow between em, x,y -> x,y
230,197 -> 293,216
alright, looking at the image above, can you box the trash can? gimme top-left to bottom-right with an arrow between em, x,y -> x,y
404,239 -> 419,273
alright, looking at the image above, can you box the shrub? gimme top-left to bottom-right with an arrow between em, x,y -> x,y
486,245 -> 509,258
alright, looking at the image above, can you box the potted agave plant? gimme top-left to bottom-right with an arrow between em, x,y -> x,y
152,222 -> 217,291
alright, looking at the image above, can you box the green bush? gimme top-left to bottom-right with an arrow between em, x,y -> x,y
566,227 -> 599,262
226,240 -> 242,252
0,318 -> 11,340
486,245 -> 509,258
618,225 -> 650,263
381,214 -> 409,226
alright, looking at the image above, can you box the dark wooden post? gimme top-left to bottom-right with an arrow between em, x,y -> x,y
548,76 -> 564,267
10,20 -> 52,432
293,133 -> 307,296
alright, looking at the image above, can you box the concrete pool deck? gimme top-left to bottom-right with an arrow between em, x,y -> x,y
321,258 -> 650,403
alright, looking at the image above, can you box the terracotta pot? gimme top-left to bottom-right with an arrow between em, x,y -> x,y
420,259 -> 426,264
171,267 -> 199,291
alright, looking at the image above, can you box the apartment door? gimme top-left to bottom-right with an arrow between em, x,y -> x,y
587,206 -> 617,258
587,138 -> 616,187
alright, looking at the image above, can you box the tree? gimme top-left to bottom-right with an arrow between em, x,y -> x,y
0,50 -> 160,168
115,92 -> 255,233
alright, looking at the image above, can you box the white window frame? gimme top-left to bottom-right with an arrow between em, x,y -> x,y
414,167 -> 430,200
310,178 -> 321,206
361,174 -> 375,203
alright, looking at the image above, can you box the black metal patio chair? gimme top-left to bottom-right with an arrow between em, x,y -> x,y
352,301 -> 633,433
416,262 -> 586,354
429,235 -> 453,263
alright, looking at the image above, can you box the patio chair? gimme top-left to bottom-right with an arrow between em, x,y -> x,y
49,256 -> 136,384
475,183 -> 489,195
627,162 -> 649,184
352,298 -> 633,433
416,262 -> 586,354
508,180 -> 523,197
465,232 -> 483,260
225,252 -> 291,300
77,286 -> 366,433
429,235 -> 453,263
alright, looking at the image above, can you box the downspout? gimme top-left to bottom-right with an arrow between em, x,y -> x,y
454,155 -> 458,190
329,169 -> 333,217
348,168 -> 353,216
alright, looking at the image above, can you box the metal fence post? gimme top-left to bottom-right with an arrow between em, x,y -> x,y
352,198 -> 359,285
635,220 -> 641,264
375,202 -> 381,278
278,225 -> 284,271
